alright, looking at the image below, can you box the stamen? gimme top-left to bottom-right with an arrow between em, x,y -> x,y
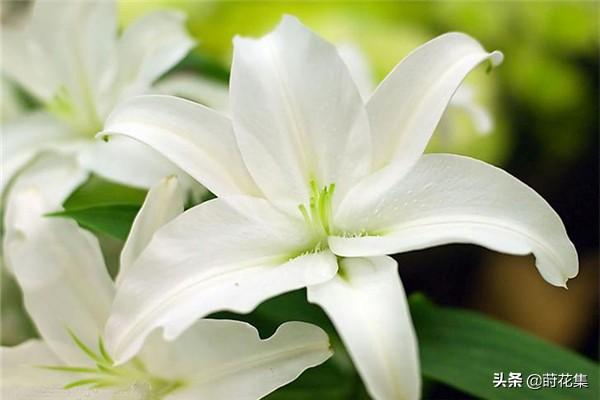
298,204 -> 311,226
67,328 -> 104,364
40,329 -> 182,396
98,337 -> 114,364
298,180 -> 336,238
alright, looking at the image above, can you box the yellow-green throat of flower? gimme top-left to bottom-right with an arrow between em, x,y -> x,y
46,86 -> 103,136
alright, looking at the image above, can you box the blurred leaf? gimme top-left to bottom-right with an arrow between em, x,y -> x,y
63,175 -> 147,209
410,294 -> 599,399
48,204 -> 140,241
172,51 -> 230,82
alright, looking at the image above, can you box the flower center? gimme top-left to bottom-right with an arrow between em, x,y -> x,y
46,86 -> 103,136
41,330 -> 183,398
298,180 -> 336,241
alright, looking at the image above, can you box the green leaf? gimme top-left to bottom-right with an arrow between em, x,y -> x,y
410,294 -> 599,400
171,51 -> 230,83
47,204 -> 140,241
51,175 -> 146,240
63,175 -> 147,209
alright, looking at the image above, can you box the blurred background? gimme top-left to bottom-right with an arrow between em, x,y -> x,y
2,1 -> 598,398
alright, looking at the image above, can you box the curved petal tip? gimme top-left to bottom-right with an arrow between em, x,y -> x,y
490,50 -> 504,66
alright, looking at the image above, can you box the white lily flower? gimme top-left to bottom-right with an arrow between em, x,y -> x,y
338,43 -> 493,136
1,155 -> 332,399
0,0 -> 200,195
100,16 -> 578,400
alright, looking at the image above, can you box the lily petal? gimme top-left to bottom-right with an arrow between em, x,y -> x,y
449,84 -> 493,135
139,320 -> 331,400
118,176 -> 184,284
368,32 -> 502,171
333,154 -> 578,287
100,95 -> 259,196
308,256 -> 419,400
1,341 -> 140,400
1,112 -> 80,198
1,1 -> 116,107
78,135 -> 199,191
1,22 -> 60,102
3,156 -> 114,365
341,33 -> 502,210
106,196 -> 338,364
155,73 -> 230,112
1,340 -> 65,387
99,11 -> 194,116
337,43 -> 375,101
230,15 -> 371,212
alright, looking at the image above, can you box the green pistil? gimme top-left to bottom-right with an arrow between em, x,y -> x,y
298,180 -> 336,238
40,330 -> 182,397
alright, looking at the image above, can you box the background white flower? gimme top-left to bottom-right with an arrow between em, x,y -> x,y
1,156 -> 332,399
1,0 -> 199,196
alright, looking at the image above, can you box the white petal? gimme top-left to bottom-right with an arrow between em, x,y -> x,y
139,320 -> 331,400
155,73 -> 230,112
342,34 -> 502,210
1,342 -> 120,400
3,154 -> 88,223
1,340 -> 64,387
118,176 -> 184,284
1,1 -> 116,106
1,112 -> 80,197
78,134 -> 201,191
448,84 -> 493,135
0,342 -> 114,400
367,32 -> 502,170
105,196 -> 338,364
67,0 -> 117,117
1,341 -> 138,400
308,256 -> 420,400
3,386 -> 125,400
1,4 -> 66,101
333,154 -> 578,287
337,43 -> 375,101
100,95 -> 259,196
230,15 -> 371,212
1,30 -> 58,102
3,156 -> 114,365
101,10 -> 194,115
